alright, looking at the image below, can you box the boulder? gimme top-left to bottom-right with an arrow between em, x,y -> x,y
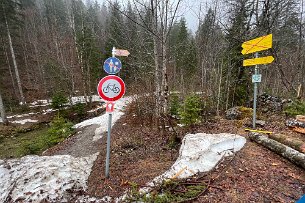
226,106 -> 252,120
257,93 -> 290,113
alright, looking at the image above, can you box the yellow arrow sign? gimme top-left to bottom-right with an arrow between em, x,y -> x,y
241,34 -> 272,55
243,56 -> 274,66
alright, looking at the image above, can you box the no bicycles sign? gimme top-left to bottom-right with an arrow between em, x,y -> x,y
97,75 -> 125,102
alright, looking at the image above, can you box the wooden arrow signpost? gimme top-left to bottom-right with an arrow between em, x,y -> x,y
114,48 -> 130,57
242,34 -> 274,128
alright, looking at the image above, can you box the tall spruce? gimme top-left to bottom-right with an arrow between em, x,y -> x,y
225,0 -> 253,108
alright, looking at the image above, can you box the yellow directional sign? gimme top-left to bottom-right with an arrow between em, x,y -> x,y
243,56 -> 274,66
241,34 -> 272,55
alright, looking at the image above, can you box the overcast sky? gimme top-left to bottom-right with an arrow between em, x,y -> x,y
94,0 -> 214,32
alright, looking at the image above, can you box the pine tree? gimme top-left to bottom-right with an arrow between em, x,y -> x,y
224,0 -> 253,108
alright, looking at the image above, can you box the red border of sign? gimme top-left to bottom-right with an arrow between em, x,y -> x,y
97,75 -> 125,101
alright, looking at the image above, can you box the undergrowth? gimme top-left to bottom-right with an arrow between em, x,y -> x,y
18,116 -> 74,155
178,94 -> 203,126
284,100 -> 305,116
126,179 -> 206,203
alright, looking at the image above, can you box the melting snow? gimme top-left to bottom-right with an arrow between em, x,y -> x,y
143,133 -> 246,190
29,100 -> 50,107
73,97 -> 130,126
70,95 -> 102,105
11,119 -> 38,125
0,153 -> 98,202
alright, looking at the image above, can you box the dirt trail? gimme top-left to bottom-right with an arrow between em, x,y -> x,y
44,124 -> 103,157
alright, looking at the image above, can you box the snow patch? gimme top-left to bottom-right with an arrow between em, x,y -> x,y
0,153 -> 98,202
93,112 -> 124,141
11,119 -> 38,125
87,103 -> 106,113
77,195 -> 112,203
148,133 -> 246,186
29,100 -> 50,107
42,108 -> 56,115
73,97 -> 131,141
0,117 -> 2,123
70,95 -> 102,105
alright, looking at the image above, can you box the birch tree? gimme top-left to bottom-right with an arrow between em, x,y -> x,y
0,91 -> 7,124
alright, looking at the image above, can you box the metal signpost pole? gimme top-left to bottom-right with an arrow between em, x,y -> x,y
241,34 -> 273,129
253,52 -> 259,128
105,112 -> 112,178
98,47 -> 126,178
105,47 -> 116,178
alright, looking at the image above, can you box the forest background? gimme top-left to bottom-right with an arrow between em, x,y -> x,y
0,0 -> 304,118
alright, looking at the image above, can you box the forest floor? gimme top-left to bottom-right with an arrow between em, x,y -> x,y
82,108 -> 305,202
1,98 -> 305,202
40,98 -> 305,202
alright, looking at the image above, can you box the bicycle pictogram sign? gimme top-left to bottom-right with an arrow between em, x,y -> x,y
97,75 -> 125,101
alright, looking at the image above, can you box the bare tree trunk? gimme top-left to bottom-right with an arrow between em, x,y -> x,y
3,43 -> 17,98
161,40 -> 169,114
72,8 -> 88,103
0,92 -> 8,124
216,60 -> 223,115
249,133 -> 305,170
151,0 -> 161,120
4,5 -> 25,104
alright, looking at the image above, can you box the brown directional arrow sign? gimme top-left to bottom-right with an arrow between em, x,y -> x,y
114,49 -> 130,56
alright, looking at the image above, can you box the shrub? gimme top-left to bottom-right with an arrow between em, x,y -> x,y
169,93 -> 181,116
178,94 -> 203,126
21,141 -> 43,154
72,103 -> 86,116
51,92 -> 68,109
284,100 -> 305,116
46,116 -> 74,146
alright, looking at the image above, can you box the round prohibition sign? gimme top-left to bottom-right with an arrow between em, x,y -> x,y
97,75 -> 125,101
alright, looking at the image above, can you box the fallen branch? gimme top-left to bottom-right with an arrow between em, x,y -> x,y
249,133 -> 305,170
268,134 -> 305,153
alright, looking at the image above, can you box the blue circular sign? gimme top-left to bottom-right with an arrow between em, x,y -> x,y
103,57 -> 122,74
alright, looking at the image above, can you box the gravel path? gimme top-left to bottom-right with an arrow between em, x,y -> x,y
46,124 -> 103,157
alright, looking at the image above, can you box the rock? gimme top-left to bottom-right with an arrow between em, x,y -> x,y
256,120 -> 266,127
226,106 -> 252,120
286,119 -> 305,128
257,93 -> 288,113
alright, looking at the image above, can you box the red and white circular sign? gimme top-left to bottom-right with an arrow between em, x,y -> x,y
97,75 -> 125,101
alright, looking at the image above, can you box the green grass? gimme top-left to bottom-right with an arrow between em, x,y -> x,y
0,117 -> 74,159
0,126 -> 49,159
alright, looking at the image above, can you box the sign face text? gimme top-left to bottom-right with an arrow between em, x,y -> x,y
252,74 -> 262,83
97,75 -> 125,101
115,49 -> 130,56
241,34 -> 272,55
103,57 -> 122,74
243,56 -> 274,66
